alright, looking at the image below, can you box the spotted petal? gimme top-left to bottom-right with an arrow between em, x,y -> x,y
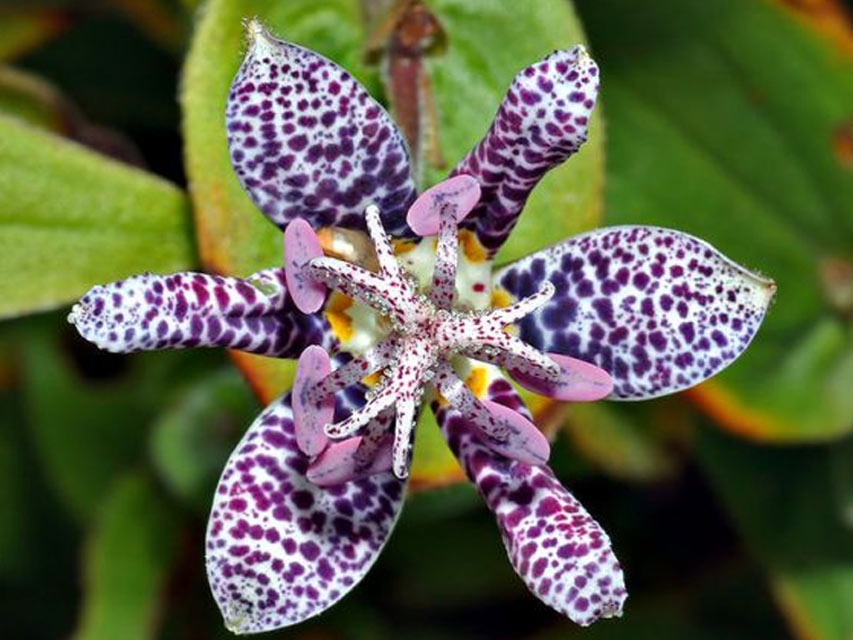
437,407 -> 627,625
451,46 -> 599,255
493,226 -> 777,399
206,394 -> 406,633
69,269 -> 333,357
226,20 -> 416,236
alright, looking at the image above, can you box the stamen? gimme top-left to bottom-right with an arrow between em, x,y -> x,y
325,385 -> 397,439
312,340 -> 396,400
434,363 -> 549,465
488,281 -> 555,324
305,257 -> 416,325
365,204 -> 403,278
434,363 -> 511,441
462,333 -> 561,383
430,201 -> 460,309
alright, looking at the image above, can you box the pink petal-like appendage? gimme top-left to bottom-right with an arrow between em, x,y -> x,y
433,363 -> 549,465
451,47 -> 599,255
479,399 -> 550,465
292,346 -> 333,456
494,226 -> 777,400
406,174 -> 481,236
508,353 -> 613,402
68,269 -> 332,357
284,218 -> 326,314
437,408 -> 627,626
226,20 -> 416,236
206,394 -> 405,633
307,431 -> 393,487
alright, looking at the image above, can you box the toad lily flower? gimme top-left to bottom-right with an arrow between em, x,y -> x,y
67,20 -> 776,634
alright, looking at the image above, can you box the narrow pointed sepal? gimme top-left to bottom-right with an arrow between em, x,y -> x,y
68,269 -> 332,357
438,410 -> 627,626
494,226 -> 776,400
206,395 -> 405,633
451,46 -> 599,254
227,20 -> 417,235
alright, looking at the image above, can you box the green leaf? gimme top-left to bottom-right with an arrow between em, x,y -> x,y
697,426 -> 853,640
0,390 -> 35,580
74,472 -> 181,640
0,65 -> 66,129
0,113 -> 194,318
577,0 -> 853,440
20,318 -> 211,522
0,8 -> 65,61
562,399 -> 684,483
150,367 -> 259,510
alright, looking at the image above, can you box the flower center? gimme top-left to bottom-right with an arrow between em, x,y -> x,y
284,176 -> 610,484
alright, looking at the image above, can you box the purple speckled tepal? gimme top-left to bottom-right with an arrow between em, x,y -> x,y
451,45 -> 599,256
206,395 -> 405,633
226,21 -> 417,236
495,226 -> 776,399
438,407 -> 627,625
68,268 -> 332,358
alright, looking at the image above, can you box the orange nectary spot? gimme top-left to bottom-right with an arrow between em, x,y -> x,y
459,229 -> 487,263
392,238 -> 418,255
325,292 -> 354,342
465,367 -> 488,399
361,370 -> 383,387
490,287 -> 513,308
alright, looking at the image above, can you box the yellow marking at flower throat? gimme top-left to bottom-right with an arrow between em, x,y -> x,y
361,370 -> 383,387
490,287 -> 512,308
459,229 -> 487,263
324,292 -> 354,342
464,366 -> 488,399
392,238 -> 418,255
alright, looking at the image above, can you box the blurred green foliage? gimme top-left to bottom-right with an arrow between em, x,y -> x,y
0,0 -> 852,639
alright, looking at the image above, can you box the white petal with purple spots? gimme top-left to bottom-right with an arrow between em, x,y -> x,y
226,20 -> 416,236
451,45 -> 599,255
438,408 -> 626,625
206,394 -> 406,633
68,268 -> 332,357
494,226 -> 776,399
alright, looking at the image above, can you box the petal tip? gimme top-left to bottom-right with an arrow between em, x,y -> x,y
67,284 -> 126,353
243,16 -> 277,54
